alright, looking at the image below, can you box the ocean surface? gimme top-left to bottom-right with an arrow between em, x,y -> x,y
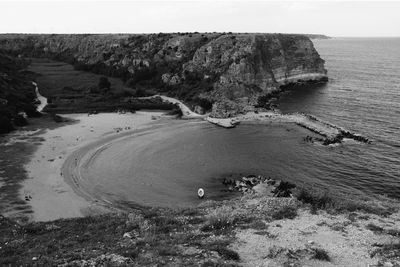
80,38 -> 400,208
278,38 -> 400,198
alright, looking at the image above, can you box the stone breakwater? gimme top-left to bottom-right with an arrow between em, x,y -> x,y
0,33 -> 327,117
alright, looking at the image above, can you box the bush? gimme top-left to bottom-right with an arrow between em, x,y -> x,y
371,242 -> 400,260
166,106 -> 183,117
294,187 -> 336,213
365,223 -> 384,234
183,70 -> 203,84
311,248 -> 331,261
294,186 -> 398,216
207,240 -> 240,261
0,115 -> 14,133
13,114 -> 28,126
157,246 -> 178,256
194,97 -> 213,111
134,87 -> 147,97
212,247 -> 240,261
201,206 -> 238,232
98,76 -> 111,90
271,206 -> 298,220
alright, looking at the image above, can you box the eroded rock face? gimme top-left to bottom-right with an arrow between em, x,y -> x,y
0,33 -> 327,117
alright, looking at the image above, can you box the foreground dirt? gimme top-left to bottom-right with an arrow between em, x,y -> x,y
233,208 -> 400,266
1,189 -> 399,266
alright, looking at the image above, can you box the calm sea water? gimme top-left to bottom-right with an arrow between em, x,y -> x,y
278,38 -> 400,198
82,38 -> 400,208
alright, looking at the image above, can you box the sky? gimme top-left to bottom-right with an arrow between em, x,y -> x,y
0,1 -> 399,37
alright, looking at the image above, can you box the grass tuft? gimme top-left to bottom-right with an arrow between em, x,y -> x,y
271,206 -> 298,220
294,186 -> 398,216
208,240 -> 240,261
201,206 -> 238,232
371,242 -> 400,260
311,248 -> 331,261
365,223 -> 384,234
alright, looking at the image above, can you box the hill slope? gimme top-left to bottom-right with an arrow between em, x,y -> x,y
0,53 -> 39,134
0,33 -> 327,117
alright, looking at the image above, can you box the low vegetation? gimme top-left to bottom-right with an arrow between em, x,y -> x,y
271,206 -> 298,220
371,243 -> 400,261
1,176 -> 399,266
0,52 -> 40,134
293,186 -> 397,216
0,206 -> 242,266
311,248 -> 331,261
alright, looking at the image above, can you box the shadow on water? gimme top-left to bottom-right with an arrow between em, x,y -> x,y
276,82 -> 329,114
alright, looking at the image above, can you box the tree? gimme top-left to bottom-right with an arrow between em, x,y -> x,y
98,76 -> 111,91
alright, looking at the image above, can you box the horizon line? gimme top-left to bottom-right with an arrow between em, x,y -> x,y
0,32 -> 399,38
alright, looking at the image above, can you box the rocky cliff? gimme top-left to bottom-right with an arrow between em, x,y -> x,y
0,33 -> 327,117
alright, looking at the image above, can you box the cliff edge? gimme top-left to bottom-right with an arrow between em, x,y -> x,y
0,33 -> 327,117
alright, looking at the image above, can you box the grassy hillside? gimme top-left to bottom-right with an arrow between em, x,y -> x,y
0,33 -> 327,117
1,183 -> 398,266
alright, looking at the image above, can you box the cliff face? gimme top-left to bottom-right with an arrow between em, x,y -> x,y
0,33 -> 327,117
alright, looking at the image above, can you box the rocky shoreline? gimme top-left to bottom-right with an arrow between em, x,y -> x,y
222,175 -> 296,197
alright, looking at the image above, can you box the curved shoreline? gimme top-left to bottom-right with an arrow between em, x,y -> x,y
18,111 -> 168,221
60,111 -> 371,213
19,95 -> 370,221
60,123 -> 169,212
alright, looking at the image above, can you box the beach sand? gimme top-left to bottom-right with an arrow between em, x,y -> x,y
22,111 -> 165,221
16,96 -> 356,221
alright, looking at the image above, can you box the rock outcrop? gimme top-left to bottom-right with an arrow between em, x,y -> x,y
0,33 -> 327,117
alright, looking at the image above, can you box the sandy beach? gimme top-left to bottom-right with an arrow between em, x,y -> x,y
22,111 -> 166,221
17,95 -> 369,222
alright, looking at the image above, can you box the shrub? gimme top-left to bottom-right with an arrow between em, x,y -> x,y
213,247 -> 240,261
0,115 -> 14,133
294,186 -> 398,216
194,97 -> 213,111
23,223 -> 45,235
201,206 -> 238,232
311,248 -> 331,261
371,242 -> 400,260
207,240 -> 240,261
152,215 -> 183,234
248,220 -> 269,230
166,106 -> 183,117
294,187 -> 336,213
98,76 -> 111,90
271,206 -> 298,220
157,246 -> 178,256
365,223 -> 384,234
13,114 -> 28,126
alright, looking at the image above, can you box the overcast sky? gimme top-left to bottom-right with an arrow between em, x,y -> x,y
0,1 -> 399,37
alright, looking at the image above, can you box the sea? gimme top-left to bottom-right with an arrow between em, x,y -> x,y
278,38 -> 400,198
2,38 -> 399,212
80,38 -> 400,208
